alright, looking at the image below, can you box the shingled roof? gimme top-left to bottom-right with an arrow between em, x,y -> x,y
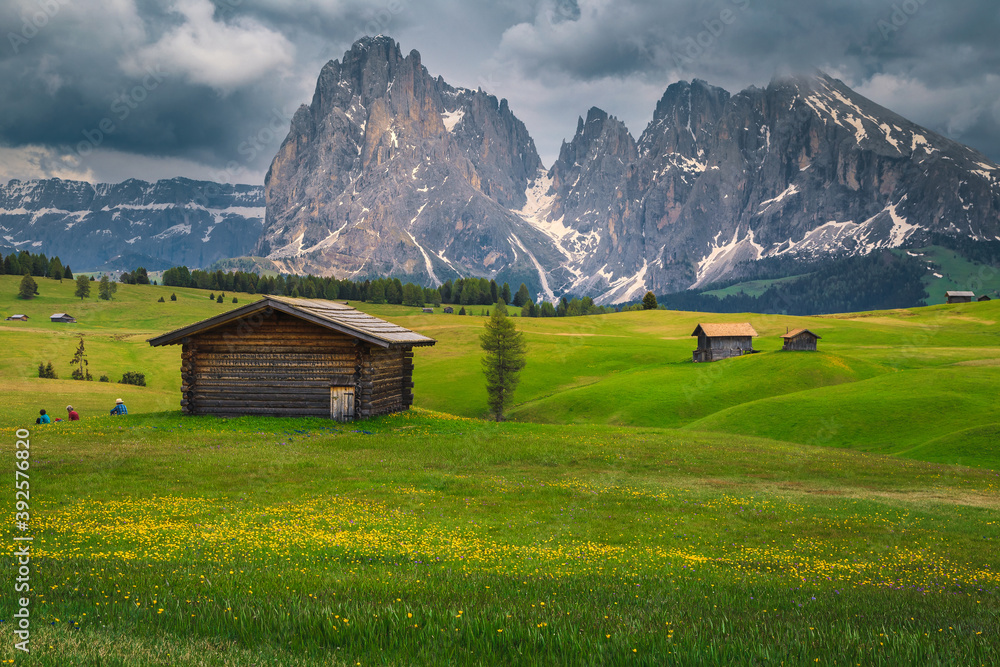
945,291 -> 975,298
691,322 -> 758,338
148,296 -> 436,348
780,328 -> 821,339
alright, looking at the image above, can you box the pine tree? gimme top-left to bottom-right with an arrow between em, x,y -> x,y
368,281 -> 386,304
98,275 -> 117,300
69,336 -> 92,381
501,283 -> 512,305
18,273 -> 37,299
63,265 -> 73,279
642,291 -> 658,310
479,301 -> 526,422
513,283 -> 530,307
49,257 -> 64,282
75,274 -> 91,300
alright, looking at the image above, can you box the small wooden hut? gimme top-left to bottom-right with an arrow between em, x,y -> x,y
780,328 -> 821,351
148,296 -> 436,420
978,295 -> 992,302
946,291 -> 975,304
443,307 -> 454,314
691,323 -> 758,363
50,313 -> 76,323
422,308 -> 434,314
5,314 -> 28,321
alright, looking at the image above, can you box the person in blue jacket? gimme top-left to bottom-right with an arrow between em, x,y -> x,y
36,409 -> 51,424
110,398 -> 128,416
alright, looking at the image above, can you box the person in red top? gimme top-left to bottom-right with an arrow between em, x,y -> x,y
66,405 -> 80,421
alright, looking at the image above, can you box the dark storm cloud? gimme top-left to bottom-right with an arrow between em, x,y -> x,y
487,0 -> 1000,162
0,0 -> 997,183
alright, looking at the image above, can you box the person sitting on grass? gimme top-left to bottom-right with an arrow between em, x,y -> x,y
36,409 -> 51,424
109,398 -> 128,416
66,405 -> 80,421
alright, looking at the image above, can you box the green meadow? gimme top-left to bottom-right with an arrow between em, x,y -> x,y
0,274 -> 998,665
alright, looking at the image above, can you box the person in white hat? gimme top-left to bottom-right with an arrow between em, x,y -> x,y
66,405 -> 80,421
109,398 -> 128,416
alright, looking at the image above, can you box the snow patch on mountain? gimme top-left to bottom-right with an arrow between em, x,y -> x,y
441,109 -> 464,133
514,170 -> 601,272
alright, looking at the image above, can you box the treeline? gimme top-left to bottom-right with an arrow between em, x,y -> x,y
161,265 -> 617,316
661,251 -> 928,315
1,250 -> 73,280
163,266 -> 442,305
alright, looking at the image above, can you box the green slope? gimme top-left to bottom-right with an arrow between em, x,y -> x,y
2,274 -> 999,470
509,351 -> 885,428
683,366 -> 1000,467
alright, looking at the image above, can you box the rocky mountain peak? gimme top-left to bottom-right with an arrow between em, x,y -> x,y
256,46 -> 1000,303
640,79 -> 730,158
257,37 -> 560,293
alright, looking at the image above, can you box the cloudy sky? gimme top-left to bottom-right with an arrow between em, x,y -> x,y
1,0 -> 998,185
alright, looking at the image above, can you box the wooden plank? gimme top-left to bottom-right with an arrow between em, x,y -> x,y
191,406 -> 331,417
192,399 -> 329,410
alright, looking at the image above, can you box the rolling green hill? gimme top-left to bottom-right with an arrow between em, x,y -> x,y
3,274 -> 999,469
2,274 -> 999,665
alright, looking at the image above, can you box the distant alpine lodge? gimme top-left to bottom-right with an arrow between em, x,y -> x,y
691,323 -> 758,363
148,297 -> 436,421
780,329 -> 821,352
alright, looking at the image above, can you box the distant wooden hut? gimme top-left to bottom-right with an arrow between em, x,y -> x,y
443,307 -> 454,314
148,296 -> 436,421
978,295 -> 992,302
422,308 -> 434,314
780,328 -> 821,351
50,313 -> 76,323
691,323 -> 758,363
946,291 -> 975,304
5,314 -> 28,321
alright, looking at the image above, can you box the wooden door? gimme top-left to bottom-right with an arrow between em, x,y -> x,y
330,386 -> 355,421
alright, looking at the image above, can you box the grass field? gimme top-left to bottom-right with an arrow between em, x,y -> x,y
1,274 -> 998,664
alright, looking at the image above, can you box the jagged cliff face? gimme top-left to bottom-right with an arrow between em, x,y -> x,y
10,42 -> 994,293
0,177 -> 263,271
258,36 -> 566,294
530,74 -> 1000,300
255,38 -> 1000,301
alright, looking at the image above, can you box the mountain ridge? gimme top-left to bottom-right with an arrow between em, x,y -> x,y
259,37 -> 1000,302
3,36 -> 998,301
0,176 -> 264,271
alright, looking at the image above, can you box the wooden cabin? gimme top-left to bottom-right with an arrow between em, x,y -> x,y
5,314 -> 28,321
691,323 -> 758,363
978,295 -> 992,302
443,307 -> 454,314
780,328 -> 821,351
50,313 -> 76,323
148,296 -> 436,421
946,291 -> 975,304
422,308 -> 434,314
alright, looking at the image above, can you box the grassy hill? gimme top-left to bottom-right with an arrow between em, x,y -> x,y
3,274 -> 1000,467
1,274 -> 998,664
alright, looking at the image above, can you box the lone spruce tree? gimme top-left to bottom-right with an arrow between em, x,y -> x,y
75,274 -> 91,300
18,273 -> 37,299
480,300 -> 526,421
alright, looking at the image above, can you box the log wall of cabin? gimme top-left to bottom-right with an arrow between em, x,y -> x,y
693,336 -> 754,362
707,335 -> 753,351
366,347 -> 415,417
179,310 -> 417,419
782,335 -> 818,351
